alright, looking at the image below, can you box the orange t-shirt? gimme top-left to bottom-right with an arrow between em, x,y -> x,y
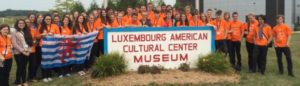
137,13 -> 143,21
224,20 -> 231,40
36,24 -> 60,47
150,17 -> 164,27
30,28 -> 36,53
176,21 -> 193,27
148,11 -> 155,20
244,20 -> 259,43
162,19 -> 173,27
125,20 -> 142,26
207,17 -> 214,23
75,24 -> 88,34
60,26 -> 72,35
210,19 -> 227,40
122,15 -> 132,23
94,17 -> 105,40
107,18 -> 120,28
186,14 -> 193,21
273,24 -> 293,47
0,35 -> 12,59
160,12 -> 166,19
253,24 -> 273,46
229,20 -> 244,41
192,19 -> 204,26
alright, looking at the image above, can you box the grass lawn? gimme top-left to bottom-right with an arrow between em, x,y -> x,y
8,33 -> 300,86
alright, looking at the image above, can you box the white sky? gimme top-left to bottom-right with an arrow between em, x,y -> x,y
0,0 -> 176,11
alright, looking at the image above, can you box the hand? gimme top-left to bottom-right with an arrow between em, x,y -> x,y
48,33 -> 54,36
286,44 -> 289,47
22,52 -> 30,56
0,55 -> 5,61
41,33 -> 47,36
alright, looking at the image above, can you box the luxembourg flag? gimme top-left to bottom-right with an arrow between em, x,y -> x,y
41,31 -> 98,69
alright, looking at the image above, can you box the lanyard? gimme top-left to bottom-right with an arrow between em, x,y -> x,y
1,35 -> 8,57
217,20 -> 221,30
47,24 -> 52,33
89,22 -> 94,32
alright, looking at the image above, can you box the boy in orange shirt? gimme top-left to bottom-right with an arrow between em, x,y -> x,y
273,15 -> 295,77
228,12 -> 244,71
208,10 -> 228,53
125,13 -> 142,27
244,12 -> 259,72
252,15 -> 273,74
150,10 -> 164,27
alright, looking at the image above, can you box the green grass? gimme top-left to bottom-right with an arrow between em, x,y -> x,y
8,33 -> 300,86
0,16 -> 26,27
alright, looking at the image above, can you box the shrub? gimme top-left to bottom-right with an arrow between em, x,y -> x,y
197,52 -> 231,74
138,65 -> 151,74
179,63 -> 190,72
150,65 -> 161,74
92,52 -> 127,78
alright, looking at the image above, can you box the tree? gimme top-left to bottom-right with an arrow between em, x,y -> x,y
70,1 -> 86,14
174,0 -> 183,10
87,0 -> 99,14
108,0 -> 147,11
50,0 -> 75,14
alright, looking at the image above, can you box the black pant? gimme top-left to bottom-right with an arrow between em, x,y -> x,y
42,68 -> 52,78
98,39 -> 104,55
246,42 -> 254,71
58,66 -> 71,75
252,45 -> 268,73
275,47 -> 293,74
231,41 -> 242,67
215,40 -> 227,53
14,54 -> 28,84
226,40 -> 233,56
28,53 -> 39,80
0,59 -> 12,86
85,42 -> 99,69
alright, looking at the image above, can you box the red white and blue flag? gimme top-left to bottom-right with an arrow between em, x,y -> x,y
41,31 -> 98,69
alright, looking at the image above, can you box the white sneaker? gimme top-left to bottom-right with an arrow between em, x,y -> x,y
47,77 -> 53,81
81,71 -> 86,75
59,75 -> 64,79
66,73 -> 71,77
43,78 -> 49,82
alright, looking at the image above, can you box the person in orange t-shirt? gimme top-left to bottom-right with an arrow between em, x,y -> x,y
36,14 -> 60,81
123,6 -> 133,23
244,12 -> 259,72
252,15 -> 273,74
125,13 -> 142,27
0,24 -> 13,86
199,13 -> 209,26
73,15 -> 89,34
273,15 -> 295,77
176,13 -> 193,27
161,10 -> 173,27
208,10 -> 228,53
192,13 -> 204,26
60,17 -> 73,35
140,11 -> 152,27
206,9 -> 215,23
147,3 -> 155,20
107,14 -> 119,28
228,12 -> 244,70
185,6 -> 193,21
150,10 -> 164,27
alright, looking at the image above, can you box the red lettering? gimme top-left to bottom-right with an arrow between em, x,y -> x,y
134,55 -> 143,63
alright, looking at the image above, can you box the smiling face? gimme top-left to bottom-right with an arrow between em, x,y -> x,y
78,16 -> 84,23
18,20 -> 26,30
63,17 -> 69,26
0,26 -> 9,36
29,14 -> 36,23
44,16 -> 52,25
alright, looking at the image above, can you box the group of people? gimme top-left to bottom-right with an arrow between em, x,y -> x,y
0,2 -> 296,86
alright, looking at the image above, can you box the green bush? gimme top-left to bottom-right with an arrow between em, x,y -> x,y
179,63 -> 190,72
150,65 -> 161,74
92,52 -> 127,78
197,52 -> 231,74
138,65 -> 151,74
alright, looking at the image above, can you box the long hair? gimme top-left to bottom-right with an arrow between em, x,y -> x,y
39,14 -> 52,33
200,13 -> 209,24
27,13 -> 37,28
60,16 -> 73,34
73,15 -> 89,34
100,10 -> 108,25
14,19 -> 33,47
180,14 -> 189,26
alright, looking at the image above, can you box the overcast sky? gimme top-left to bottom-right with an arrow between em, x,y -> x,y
0,0 -> 176,11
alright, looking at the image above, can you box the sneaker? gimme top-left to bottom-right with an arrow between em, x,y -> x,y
59,75 -> 64,79
42,78 -> 49,82
81,71 -> 86,75
288,73 -> 296,77
66,73 -> 71,77
47,77 -> 53,81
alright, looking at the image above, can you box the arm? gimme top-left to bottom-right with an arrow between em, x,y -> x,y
11,32 -> 25,53
224,29 -> 228,39
286,35 -> 292,47
240,29 -> 244,41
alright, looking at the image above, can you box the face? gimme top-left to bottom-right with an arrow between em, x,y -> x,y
93,10 -> 98,18
117,13 -> 123,20
185,7 -> 191,14
63,18 -> 69,26
175,14 -> 180,20
78,16 -> 84,23
193,15 -> 198,20
114,11 -> 118,16
142,12 -> 148,19
54,17 -> 60,23
215,14 -> 221,20
29,15 -> 35,23
18,20 -> 26,29
207,11 -> 212,17
109,15 -> 115,22
224,14 -> 230,20
37,15 -> 43,24
181,14 -> 186,20
74,11 -> 79,18
140,6 -> 146,12
277,17 -> 283,24
127,8 -> 133,15
154,13 -> 160,18
166,12 -> 172,19
200,14 -> 206,21
148,4 -> 153,11
156,6 -> 161,12
233,14 -> 238,21
248,15 -> 255,22
25,19 -> 31,26
102,10 -> 107,16
0,27 -> 9,36
45,16 -> 52,25
132,15 -> 137,21
135,8 -> 140,13
258,17 -> 264,24
162,6 -> 166,11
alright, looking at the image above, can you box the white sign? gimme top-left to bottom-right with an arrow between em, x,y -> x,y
104,27 -> 215,71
